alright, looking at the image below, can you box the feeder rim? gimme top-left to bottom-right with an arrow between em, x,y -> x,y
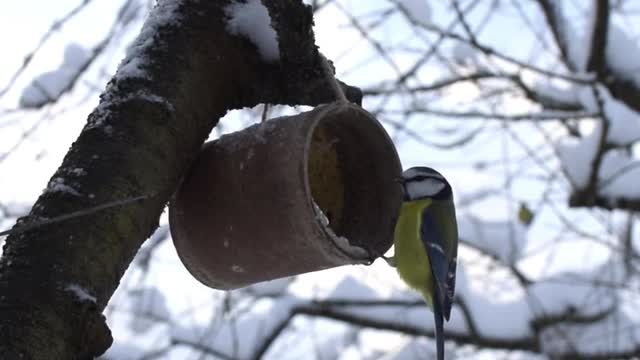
301,101 -> 378,263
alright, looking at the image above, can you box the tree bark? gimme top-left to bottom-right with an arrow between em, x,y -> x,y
0,0 -> 360,358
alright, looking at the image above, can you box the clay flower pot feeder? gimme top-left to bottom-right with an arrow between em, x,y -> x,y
169,101 -> 403,289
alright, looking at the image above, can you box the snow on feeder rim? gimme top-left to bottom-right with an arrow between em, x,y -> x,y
169,101 -> 403,290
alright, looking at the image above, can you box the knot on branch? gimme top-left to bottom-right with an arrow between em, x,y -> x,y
78,311 -> 112,359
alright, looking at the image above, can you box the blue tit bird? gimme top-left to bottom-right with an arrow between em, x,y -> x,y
385,166 -> 458,360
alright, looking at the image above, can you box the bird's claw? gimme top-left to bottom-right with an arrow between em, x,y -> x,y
381,255 -> 396,267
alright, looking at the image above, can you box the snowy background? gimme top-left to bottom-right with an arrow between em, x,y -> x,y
1,0 -> 640,359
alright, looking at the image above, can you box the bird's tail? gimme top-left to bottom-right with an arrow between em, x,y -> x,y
432,291 -> 445,360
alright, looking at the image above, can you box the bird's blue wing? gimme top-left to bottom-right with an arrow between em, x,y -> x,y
421,206 -> 456,320
444,258 -> 456,319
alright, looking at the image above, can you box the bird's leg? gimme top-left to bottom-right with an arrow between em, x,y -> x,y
381,255 -> 396,267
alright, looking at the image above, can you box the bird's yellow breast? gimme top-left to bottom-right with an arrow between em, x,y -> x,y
393,199 -> 435,306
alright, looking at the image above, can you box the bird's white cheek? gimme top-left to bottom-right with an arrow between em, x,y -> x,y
405,179 -> 445,198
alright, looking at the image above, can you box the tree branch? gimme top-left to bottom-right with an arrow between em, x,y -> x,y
585,0 -> 610,76
258,0 -> 362,105
535,0 -> 575,71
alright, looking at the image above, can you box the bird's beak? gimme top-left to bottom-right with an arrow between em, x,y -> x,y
393,176 -> 404,184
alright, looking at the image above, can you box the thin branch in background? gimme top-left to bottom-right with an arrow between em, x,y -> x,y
450,0 -> 479,45
417,19 -> 595,84
511,0 -> 556,56
394,0 -> 483,85
568,86 -> 610,205
171,339 -> 235,360
0,109 -> 52,164
585,0 -> 610,76
362,71 -> 499,96
0,0 -> 94,99
535,0 -> 575,71
393,107 -> 597,122
332,1 -> 404,77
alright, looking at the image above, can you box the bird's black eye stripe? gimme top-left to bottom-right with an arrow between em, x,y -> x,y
405,174 -> 444,183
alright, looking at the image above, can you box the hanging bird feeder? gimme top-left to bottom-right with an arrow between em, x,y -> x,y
169,101 -> 403,290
